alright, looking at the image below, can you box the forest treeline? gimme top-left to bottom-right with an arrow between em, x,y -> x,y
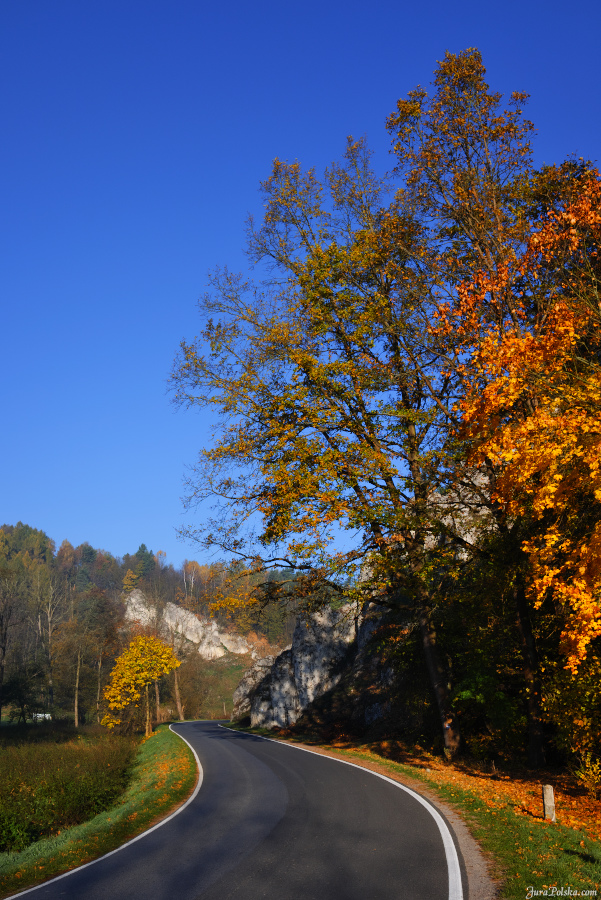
0,522 -> 295,727
170,49 -> 601,768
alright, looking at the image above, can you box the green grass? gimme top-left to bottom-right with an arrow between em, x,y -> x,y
0,725 -> 197,898
230,726 -> 601,899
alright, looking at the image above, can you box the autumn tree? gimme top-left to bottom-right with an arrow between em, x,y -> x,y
102,635 -> 180,736
182,559 -> 204,600
31,572 -> 65,710
122,569 -> 139,593
55,614 -> 95,727
171,50 -> 542,759
444,165 -> 601,682
55,587 -> 119,727
383,49 -> 552,765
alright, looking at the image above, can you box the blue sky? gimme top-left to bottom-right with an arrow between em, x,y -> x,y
1,0 -> 599,568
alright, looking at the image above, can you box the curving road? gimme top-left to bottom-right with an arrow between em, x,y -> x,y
15,722 -> 464,900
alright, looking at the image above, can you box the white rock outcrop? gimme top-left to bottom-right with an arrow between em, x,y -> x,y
232,655 -> 277,720
236,605 -> 358,728
124,589 -> 252,660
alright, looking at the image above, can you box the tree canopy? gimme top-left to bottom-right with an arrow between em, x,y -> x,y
171,49 -> 601,764
102,635 -> 180,736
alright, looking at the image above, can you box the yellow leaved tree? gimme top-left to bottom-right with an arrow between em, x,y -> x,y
122,569 -> 139,593
102,635 -> 180,736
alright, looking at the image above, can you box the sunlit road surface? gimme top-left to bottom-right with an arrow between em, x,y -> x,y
14,721 -> 463,900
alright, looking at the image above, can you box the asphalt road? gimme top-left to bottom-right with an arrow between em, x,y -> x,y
16,722 -> 463,900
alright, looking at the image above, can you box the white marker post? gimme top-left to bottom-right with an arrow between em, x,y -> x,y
542,784 -> 556,822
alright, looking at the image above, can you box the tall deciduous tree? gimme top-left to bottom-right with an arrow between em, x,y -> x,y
171,50 -> 540,759
384,48 -> 550,765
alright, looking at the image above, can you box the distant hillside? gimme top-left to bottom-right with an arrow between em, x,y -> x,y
0,522 -> 294,727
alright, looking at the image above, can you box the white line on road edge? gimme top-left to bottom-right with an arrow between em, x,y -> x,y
220,725 -> 464,900
7,724 -> 204,899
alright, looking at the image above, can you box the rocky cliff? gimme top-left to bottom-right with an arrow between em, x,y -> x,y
125,589 -> 254,660
232,602 -> 429,742
233,604 -> 360,727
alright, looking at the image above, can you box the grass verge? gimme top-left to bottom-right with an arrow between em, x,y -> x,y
230,726 -> 601,900
0,728 -> 137,853
0,725 -> 197,899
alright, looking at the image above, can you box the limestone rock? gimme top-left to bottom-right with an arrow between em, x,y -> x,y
292,606 -> 356,711
221,632 -> 253,655
251,650 -> 300,728
233,604 -> 358,729
232,655 -> 276,720
124,589 -> 252,660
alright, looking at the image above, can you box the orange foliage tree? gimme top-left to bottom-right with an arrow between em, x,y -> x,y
122,569 -> 139,593
439,167 -> 601,677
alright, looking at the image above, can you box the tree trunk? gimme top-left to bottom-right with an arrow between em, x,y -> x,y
154,678 -> 160,724
96,652 -> 103,724
0,640 -> 6,726
173,668 -> 184,721
404,434 -> 461,758
47,671 -> 54,711
0,603 -> 12,727
513,580 -> 545,767
74,649 -> 81,728
145,683 -> 151,737
418,608 -> 461,759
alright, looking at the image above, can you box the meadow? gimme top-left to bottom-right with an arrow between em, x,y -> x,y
0,723 -> 197,897
0,722 -> 137,853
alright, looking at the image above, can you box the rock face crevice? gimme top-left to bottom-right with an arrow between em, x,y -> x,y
233,605 -> 359,727
124,589 -> 253,659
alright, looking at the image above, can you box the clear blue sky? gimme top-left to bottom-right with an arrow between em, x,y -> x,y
1,0 -> 599,568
